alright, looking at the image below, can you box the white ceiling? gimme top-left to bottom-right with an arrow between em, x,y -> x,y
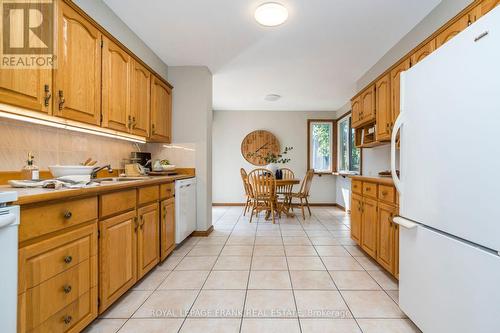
103,0 -> 441,111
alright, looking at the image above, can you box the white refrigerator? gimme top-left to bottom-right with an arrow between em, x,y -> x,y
391,7 -> 500,333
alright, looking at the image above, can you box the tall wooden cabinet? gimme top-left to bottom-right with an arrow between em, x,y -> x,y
130,60 -> 151,137
150,76 -> 172,143
54,1 -> 101,125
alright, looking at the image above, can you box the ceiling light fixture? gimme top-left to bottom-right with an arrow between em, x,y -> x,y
265,94 -> 281,102
255,3 -> 288,27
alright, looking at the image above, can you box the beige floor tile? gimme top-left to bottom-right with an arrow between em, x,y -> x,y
158,270 -> 209,290
241,318 -> 301,333
214,256 -> 252,270
196,237 -> 228,245
175,256 -> 218,270
368,270 -> 399,290
189,290 -> 246,318
158,256 -> 183,270
294,290 -> 351,319
300,319 -> 361,333
227,236 -> 255,245
244,290 -> 297,318
248,271 -> 292,289
344,245 -> 367,257
133,290 -> 199,318
323,257 -> 364,271
282,236 -> 311,245
256,230 -> 282,237
289,271 -> 336,290
284,245 -> 318,256
341,291 -> 405,318
83,319 -> 126,333
354,257 -> 382,271
253,245 -> 285,256
220,245 -> 253,256
357,319 -> 421,333
330,231 -> 351,238
315,246 -> 351,257
117,319 -> 183,333
287,256 -> 326,270
330,271 -> 381,290
188,245 -> 224,256
309,237 -> 341,246
337,238 -> 358,246
280,230 -> 306,237
179,318 -> 241,333
132,269 -> 171,291
204,270 -> 249,289
251,256 -> 288,270
255,236 -> 283,245
101,291 -> 152,319
386,290 -> 399,304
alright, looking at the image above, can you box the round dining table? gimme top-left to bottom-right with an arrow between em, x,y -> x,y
273,178 -> 301,218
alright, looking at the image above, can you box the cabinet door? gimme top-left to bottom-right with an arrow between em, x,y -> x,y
375,74 -> 391,141
160,198 -> 175,261
360,85 -> 375,125
376,203 -> 397,273
137,203 -> 159,278
130,60 -> 151,137
410,39 -> 436,66
102,36 -> 131,132
99,211 -> 137,313
350,194 -> 362,245
0,68 -> 52,114
361,197 -> 377,258
436,7 -> 480,48
150,76 -> 172,142
480,0 -> 500,16
351,96 -> 362,128
54,1 -> 101,125
390,58 -> 410,124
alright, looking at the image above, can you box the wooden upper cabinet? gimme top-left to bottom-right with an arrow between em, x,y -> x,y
0,68 -> 52,114
375,73 -> 391,142
351,96 -> 362,128
360,85 -> 376,125
102,36 -> 131,132
130,60 -> 151,137
54,1 -> 101,125
150,76 -> 172,142
410,39 -> 436,66
436,6 -> 480,48
481,0 -> 500,16
361,197 -> 378,258
390,58 -> 410,123
137,203 -> 159,279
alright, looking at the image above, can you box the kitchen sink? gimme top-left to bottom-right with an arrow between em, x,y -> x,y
93,177 -> 151,184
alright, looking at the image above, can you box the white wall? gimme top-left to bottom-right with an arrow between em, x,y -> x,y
212,111 -> 337,204
73,0 -> 168,80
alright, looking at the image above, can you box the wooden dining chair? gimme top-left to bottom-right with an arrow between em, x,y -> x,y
276,168 -> 295,212
240,168 -> 253,216
290,169 -> 314,219
247,168 -> 277,223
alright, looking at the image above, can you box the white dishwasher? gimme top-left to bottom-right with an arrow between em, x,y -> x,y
175,178 -> 197,244
0,191 -> 19,333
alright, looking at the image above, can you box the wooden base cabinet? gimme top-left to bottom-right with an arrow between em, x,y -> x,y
137,203 -> 160,279
160,198 -> 176,261
376,203 -> 398,274
350,194 -> 362,244
360,197 -> 378,258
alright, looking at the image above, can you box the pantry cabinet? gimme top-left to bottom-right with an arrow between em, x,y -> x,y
375,74 -> 391,141
150,76 -> 173,143
54,1 -> 102,125
130,60 -> 151,137
137,203 -> 160,279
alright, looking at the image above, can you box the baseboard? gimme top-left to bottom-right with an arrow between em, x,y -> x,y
190,225 -> 214,237
213,202 -> 343,208
212,203 -> 245,206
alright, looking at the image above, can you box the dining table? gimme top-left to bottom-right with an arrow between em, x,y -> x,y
273,178 -> 300,218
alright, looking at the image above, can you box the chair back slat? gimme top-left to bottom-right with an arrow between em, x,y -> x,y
277,168 -> 295,194
248,168 -> 276,199
240,168 -> 252,197
300,169 -> 315,196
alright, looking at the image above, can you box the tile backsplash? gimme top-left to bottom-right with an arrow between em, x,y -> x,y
0,118 -> 142,171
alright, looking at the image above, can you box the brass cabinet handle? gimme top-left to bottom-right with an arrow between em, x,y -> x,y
132,116 -> 136,128
134,216 -> 138,232
64,255 -> 73,264
151,124 -> 156,135
63,315 -> 72,325
63,211 -> 72,220
139,216 -> 144,229
63,284 -> 72,294
58,90 -> 65,110
382,191 -> 388,195
365,187 -> 370,191
128,115 -> 132,129
44,84 -> 51,107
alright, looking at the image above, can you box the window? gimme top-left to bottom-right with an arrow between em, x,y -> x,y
338,115 -> 360,173
308,120 -> 336,173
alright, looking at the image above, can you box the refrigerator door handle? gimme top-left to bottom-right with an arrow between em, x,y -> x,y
391,112 -> 405,195
393,216 -> 418,229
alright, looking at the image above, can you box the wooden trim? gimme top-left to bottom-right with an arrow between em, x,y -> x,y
63,0 -> 173,89
190,225 -> 214,237
307,119 -> 337,173
213,203 -> 340,207
174,168 -> 196,177
336,111 -> 352,121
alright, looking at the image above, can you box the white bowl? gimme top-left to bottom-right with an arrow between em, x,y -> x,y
161,165 -> 176,171
49,165 -> 95,178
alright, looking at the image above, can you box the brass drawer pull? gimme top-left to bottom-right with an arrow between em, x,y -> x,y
63,211 -> 72,220
63,315 -> 72,324
381,191 -> 388,195
63,284 -> 72,294
64,255 -> 73,264
58,90 -> 65,110
44,84 -> 51,107
365,187 -> 371,191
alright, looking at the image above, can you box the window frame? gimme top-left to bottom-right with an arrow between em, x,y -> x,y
307,119 -> 337,174
337,112 -> 361,175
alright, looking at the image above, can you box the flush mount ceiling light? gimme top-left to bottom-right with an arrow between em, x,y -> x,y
265,94 -> 281,101
255,3 -> 288,27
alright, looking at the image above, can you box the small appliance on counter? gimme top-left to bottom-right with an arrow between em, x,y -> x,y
130,152 -> 151,168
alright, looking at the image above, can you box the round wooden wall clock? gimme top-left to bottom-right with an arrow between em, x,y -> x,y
241,130 -> 281,166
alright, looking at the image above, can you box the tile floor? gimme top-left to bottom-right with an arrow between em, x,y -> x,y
84,206 -> 421,333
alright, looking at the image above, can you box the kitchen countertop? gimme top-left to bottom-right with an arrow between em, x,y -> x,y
0,174 -> 194,206
349,175 -> 395,185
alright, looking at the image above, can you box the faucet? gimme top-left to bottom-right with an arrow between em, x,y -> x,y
91,165 -> 113,179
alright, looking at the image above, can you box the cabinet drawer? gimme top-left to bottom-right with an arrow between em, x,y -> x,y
138,185 -> 159,205
362,182 -> 377,198
28,287 -> 97,333
160,183 -> 174,199
352,180 -> 362,194
19,224 -> 97,292
25,258 -> 95,330
378,185 -> 396,204
20,197 -> 97,242
99,189 -> 136,218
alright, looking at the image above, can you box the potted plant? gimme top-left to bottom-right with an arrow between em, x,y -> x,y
247,146 -> 293,179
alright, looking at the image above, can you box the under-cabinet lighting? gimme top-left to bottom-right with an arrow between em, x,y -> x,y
162,145 -> 195,152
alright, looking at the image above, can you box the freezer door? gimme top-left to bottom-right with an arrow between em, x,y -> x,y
394,7 -> 500,252
399,224 -> 500,333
